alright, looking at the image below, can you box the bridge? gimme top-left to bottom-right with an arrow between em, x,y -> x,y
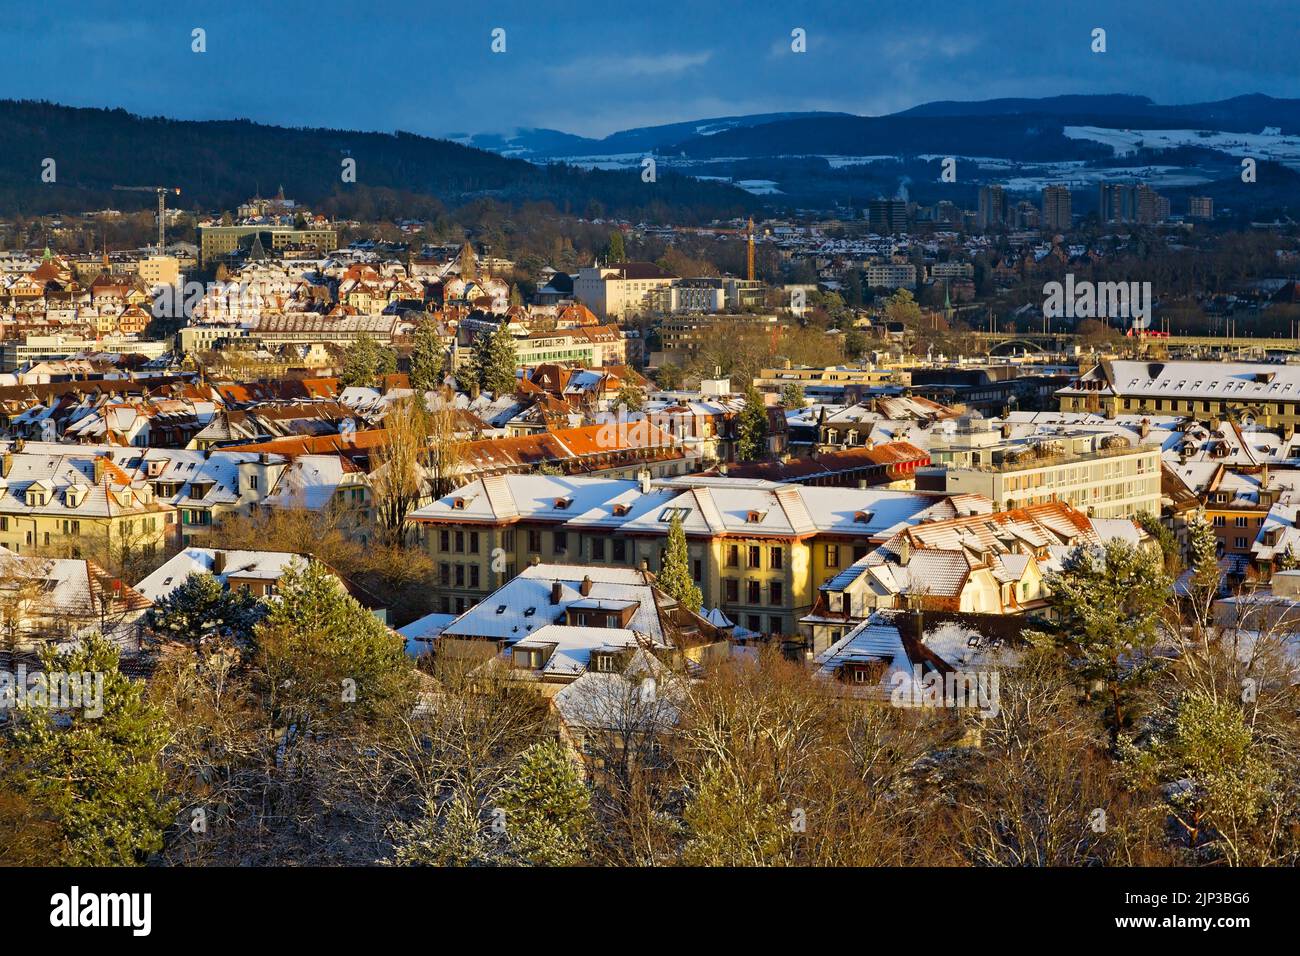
969,331 -> 1300,355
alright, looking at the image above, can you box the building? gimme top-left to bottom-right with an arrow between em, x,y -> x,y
404,471 -> 982,630
977,186 -> 1006,231
920,415 -> 1162,518
1058,360 -> 1300,433
1189,196 -> 1215,220
868,200 -> 909,235
1041,186 -> 1072,232
865,262 -> 917,291
573,262 -> 677,320
430,562 -> 729,695
198,225 -> 338,266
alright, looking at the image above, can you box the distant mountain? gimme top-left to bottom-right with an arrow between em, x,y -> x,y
0,100 -> 755,222
461,112 -> 853,159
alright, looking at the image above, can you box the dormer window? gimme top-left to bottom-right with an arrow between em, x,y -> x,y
452,497 -> 466,510
554,496 -> 572,510
591,652 -> 618,673
854,510 -> 873,524
746,510 -> 766,523
612,503 -> 631,517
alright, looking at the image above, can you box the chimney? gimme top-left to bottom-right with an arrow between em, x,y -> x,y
898,535 -> 912,565
213,550 -> 227,575
1000,423 -> 1012,440
638,469 -> 651,494
1,453 -> 11,478
93,456 -> 106,485
580,575 -> 593,596
550,581 -> 563,605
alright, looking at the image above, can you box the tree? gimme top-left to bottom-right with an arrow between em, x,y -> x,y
408,318 -> 446,393
472,324 -> 517,397
615,383 -> 645,413
1186,516 -> 1221,626
497,739 -> 592,866
657,514 -> 702,613
340,333 -> 388,388
655,363 -> 683,390
605,231 -> 626,264
6,633 -> 175,864
255,559 -> 417,732
1026,540 -> 1171,747
884,288 -> 923,327
780,382 -> 807,409
369,398 -> 434,543
735,384 -> 770,462
458,240 -> 478,282
1136,511 -> 1179,575
1122,692 -> 1277,864
148,571 -> 267,652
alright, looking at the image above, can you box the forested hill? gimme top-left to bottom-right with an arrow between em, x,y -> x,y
0,100 -> 754,223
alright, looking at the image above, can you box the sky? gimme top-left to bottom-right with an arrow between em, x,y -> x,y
0,0 -> 1293,140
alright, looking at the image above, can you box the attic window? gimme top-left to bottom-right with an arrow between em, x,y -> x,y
854,510 -> 873,524
659,507 -> 690,522
524,607 -> 536,617
496,604 -> 507,614
746,510 -> 766,523
554,496 -> 573,509
612,503 -> 631,516
452,497 -> 466,510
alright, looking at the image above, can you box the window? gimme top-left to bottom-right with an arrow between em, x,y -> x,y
554,531 -> 568,554
1235,516 -> 1248,528
769,582 -> 783,606
528,529 -> 542,552
825,544 -> 840,568
692,559 -> 702,582
726,544 -> 739,568
454,531 -> 465,553
454,565 -> 465,586
725,579 -> 739,602
248,474 -> 259,490
748,615 -> 762,633
770,546 -> 783,569
470,532 -> 480,554
470,565 -> 480,588
1234,537 -> 1248,549
439,530 -> 450,552
613,539 -> 627,562
747,581 -> 761,603
592,538 -> 605,561
747,546 -> 761,569
1212,516 -> 1226,527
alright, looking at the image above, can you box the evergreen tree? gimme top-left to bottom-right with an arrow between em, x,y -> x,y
605,231 -> 626,264
340,333 -> 381,387
1187,516 -> 1221,624
780,382 -> 807,409
148,571 -> 267,652
508,283 -> 523,307
1026,540 -> 1170,747
482,324 -> 518,397
408,317 -> 446,393
497,739 -> 591,866
458,241 -> 478,282
7,633 -> 175,865
657,514 -> 702,613
735,384 -> 770,462
256,559 -> 416,731
682,764 -> 787,866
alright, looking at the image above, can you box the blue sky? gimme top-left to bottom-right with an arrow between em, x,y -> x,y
0,1 -> 1292,139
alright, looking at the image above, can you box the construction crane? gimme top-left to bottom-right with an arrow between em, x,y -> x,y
112,185 -> 182,253
747,216 -> 756,282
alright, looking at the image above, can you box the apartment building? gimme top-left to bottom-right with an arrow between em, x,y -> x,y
922,416 -> 1162,518
573,262 -> 677,320
198,225 -> 338,266
1041,185 -> 1072,232
864,262 -> 917,291
404,472 -> 984,633
1058,360 -> 1300,433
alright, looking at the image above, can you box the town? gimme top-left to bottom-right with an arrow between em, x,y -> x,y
0,7 -> 1295,907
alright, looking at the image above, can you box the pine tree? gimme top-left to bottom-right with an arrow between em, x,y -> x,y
7,633 -> 175,864
1187,516 -> 1221,624
497,739 -> 591,866
657,514 -> 702,613
256,559 -> 417,731
148,571 -> 266,652
682,764 -> 787,866
482,324 -> 518,397
605,231 -> 626,264
340,333 -> 380,387
615,383 -> 645,412
735,384 -> 770,462
780,382 -> 807,409
508,283 -> 523,307
408,317 -> 445,393
1026,539 -> 1170,747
